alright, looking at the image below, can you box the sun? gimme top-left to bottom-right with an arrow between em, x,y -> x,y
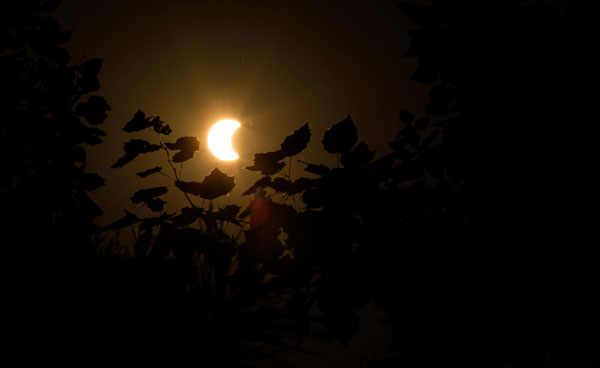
208,119 -> 240,161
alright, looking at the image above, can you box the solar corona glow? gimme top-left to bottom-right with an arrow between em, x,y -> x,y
208,119 -> 241,161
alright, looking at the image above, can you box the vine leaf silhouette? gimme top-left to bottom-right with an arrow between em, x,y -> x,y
322,115 -> 358,154
213,205 -> 242,226
173,207 -> 205,227
280,123 -> 311,157
176,168 -> 235,200
103,210 -> 140,231
137,167 -> 162,178
394,124 -> 420,149
246,151 -> 286,176
164,136 -> 200,163
303,163 -> 330,176
243,176 -> 315,196
75,95 -> 110,125
340,141 -> 375,169
123,109 -> 172,135
243,176 -> 272,196
131,186 -> 168,204
77,58 -> 102,94
111,139 -> 160,168
123,110 -> 150,132
140,213 -> 172,230
145,198 -> 166,212
245,123 -> 311,175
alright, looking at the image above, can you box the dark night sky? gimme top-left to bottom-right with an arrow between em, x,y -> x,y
53,0 -> 429,226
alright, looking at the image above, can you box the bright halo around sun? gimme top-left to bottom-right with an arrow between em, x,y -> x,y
208,119 -> 241,161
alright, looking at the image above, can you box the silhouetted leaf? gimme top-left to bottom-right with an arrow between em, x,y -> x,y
130,186 -> 168,204
137,166 -> 162,178
146,198 -> 166,212
292,177 -> 317,194
340,141 -> 375,168
123,110 -> 151,132
280,123 -> 311,157
302,186 -> 326,209
246,150 -> 286,176
303,163 -> 330,176
175,181 -> 202,196
75,95 -> 110,125
271,177 -> 292,193
123,110 -> 172,135
398,109 -> 414,123
140,213 -> 172,230
78,58 -> 102,93
165,136 -> 200,163
213,205 -> 242,226
323,115 -> 358,154
111,139 -> 160,168
103,210 -> 139,231
79,172 -> 104,191
173,207 -> 205,227
149,116 -> 172,135
243,176 -> 272,196
176,168 -> 235,200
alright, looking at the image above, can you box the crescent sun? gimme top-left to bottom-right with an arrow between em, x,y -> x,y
208,119 -> 241,161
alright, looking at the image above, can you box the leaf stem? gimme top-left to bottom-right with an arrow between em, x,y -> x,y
161,143 -> 196,208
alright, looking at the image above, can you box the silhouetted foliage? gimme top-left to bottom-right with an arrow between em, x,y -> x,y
164,136 -> 199,163
111,139 -> 161,168
280,123 -> 310,157
2,1 -> 113,345
123,109 -> 172,135
6,1 -> 595,366
136,166 -> 162,178
322,115 -> 357,154
245,150 -> 287,176
176,168 -> 234,200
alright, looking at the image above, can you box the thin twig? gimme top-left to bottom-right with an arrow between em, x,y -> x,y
158,171 -> 173,180
161,143 -> 196,208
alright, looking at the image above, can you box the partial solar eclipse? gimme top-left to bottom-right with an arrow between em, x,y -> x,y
208,119 -> 240,161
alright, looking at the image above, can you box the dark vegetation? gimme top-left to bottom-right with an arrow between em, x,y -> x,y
2,0 -> 596,366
